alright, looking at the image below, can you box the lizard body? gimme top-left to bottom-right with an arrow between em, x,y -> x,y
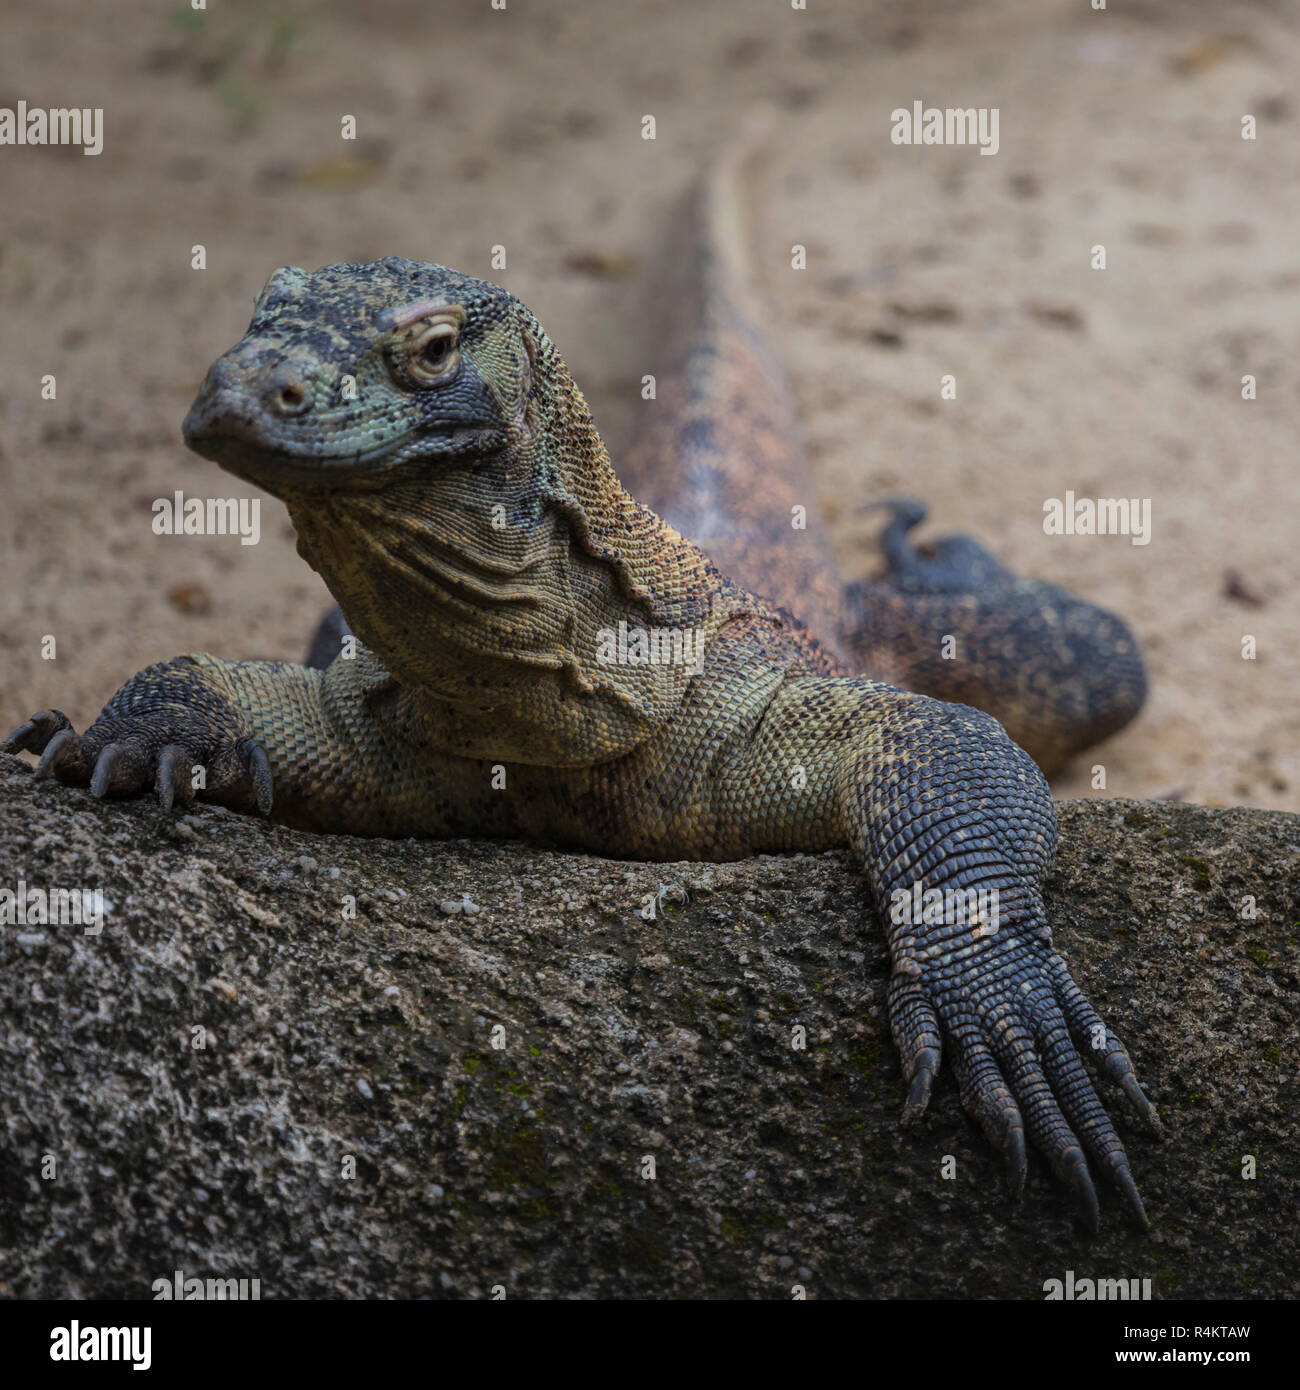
5,164 -> 1159,1230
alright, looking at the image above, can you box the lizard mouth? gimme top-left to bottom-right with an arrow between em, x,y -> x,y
184,417 -> 508,494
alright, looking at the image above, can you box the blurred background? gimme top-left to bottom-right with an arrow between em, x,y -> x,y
1,0 -> 1296,809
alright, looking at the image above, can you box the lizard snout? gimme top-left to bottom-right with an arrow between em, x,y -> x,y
182,353 -> 316,452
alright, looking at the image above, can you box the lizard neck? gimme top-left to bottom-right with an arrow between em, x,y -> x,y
285,367 -> 764,766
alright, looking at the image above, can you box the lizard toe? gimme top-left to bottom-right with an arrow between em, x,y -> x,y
155,744 -> 196,813
1113,1159 -> 1149,1231
1065,1146 -> 1101,1237
1114,1065 -> 1163,1137
90,743 -> 126,798
888,972 -> 943,1124
950,1014 -> 1030,1201
36,726 -> 87,781
89,735 -> 178,800
247,741 -> 274,816
2,708 -> 72,755
206,737 -> 275,815
1046,952 -> 1163,1136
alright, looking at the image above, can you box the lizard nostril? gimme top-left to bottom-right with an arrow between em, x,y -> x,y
274,382 -> 308,415
265,367 -> 312,416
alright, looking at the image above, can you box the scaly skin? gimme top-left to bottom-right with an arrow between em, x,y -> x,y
5,222 -> 1160,1229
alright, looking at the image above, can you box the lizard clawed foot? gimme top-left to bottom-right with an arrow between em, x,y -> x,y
887,936 -> 1155,1234
3,704 -> 273,816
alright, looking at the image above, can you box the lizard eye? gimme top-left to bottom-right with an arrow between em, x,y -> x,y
423,337 -> 450,366
406,322 -> 461,384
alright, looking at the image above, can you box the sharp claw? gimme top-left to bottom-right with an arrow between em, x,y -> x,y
1005,1124 -> 1027,1200
156,745 -> 186,813
36,728 -> 76,778
3,709 -> 68,754
901,1046 -> 939,1124
1100,1046 -> 1163,1136
1118,1070 -> 1164,1136
1,719 -> 39,753
1066,1148 -> 1100,1236
1115,1162 -> 1149,1231
248,742 -> 273,816
90,744 -> 123,798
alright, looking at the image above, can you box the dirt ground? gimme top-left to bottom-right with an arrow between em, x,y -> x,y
1,0 -> 1296,811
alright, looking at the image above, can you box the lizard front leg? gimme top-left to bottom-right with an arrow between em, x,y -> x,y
726,675 -> 1160,1229
3,650 -> 457,835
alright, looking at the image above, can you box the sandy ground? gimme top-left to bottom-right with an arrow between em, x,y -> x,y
1,0 -> 1296,810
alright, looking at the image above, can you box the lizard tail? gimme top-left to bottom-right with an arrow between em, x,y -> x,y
616,115 -> 850,660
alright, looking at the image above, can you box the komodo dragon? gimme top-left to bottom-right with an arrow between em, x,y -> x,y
4,142 -> 1158,1232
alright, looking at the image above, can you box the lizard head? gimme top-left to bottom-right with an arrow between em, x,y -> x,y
182,257 -> 543,494
181,258 -> 738,765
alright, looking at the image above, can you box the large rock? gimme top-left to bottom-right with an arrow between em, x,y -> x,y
0,751 -> 1295,1299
